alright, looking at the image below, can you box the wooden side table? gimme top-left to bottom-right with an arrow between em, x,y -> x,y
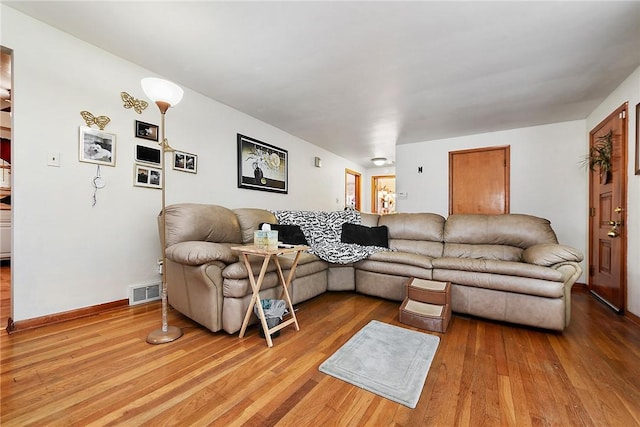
231,244 -> 309,347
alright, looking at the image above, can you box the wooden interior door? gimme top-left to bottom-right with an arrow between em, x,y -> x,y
345,169 -> 361,210
589,104 -> 627,312
449,146 -> 510,214
371,175 -> 396,214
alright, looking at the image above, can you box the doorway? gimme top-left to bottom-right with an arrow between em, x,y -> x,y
345,169 -> 361,210
371,175 -> 396,214
0,46 -> 12,329
588,103 -> 628,312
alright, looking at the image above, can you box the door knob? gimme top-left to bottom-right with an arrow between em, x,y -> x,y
608,228 -> 619,238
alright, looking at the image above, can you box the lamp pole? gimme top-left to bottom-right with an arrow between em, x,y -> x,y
142,79 -> 184,345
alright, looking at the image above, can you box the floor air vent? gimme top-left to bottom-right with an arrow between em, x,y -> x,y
129,282 -> 161,305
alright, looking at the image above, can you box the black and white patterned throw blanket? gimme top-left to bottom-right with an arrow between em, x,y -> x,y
273,210 -> 388,264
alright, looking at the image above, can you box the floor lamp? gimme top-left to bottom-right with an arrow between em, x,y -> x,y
141,77 -> 184,345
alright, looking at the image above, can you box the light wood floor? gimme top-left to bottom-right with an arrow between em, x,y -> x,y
1,272 -> 639,426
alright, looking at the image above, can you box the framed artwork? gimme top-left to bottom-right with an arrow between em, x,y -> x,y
636,102 -> 639,175
135,120 -> 159,141
173,150 -> 197,174
237,134 -> 288,194
79,126 -> 116,167
134,164 -> 162,189
135,144 -> 161,166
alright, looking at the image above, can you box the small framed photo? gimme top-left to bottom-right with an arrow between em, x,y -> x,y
79,126 -> 116,167
135,120 -> 159,141
173,150 -> 197,174
135,144 -> 161,166
134,164 -> 162,189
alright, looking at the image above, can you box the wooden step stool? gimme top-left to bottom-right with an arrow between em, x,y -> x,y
399,278 -> 451,333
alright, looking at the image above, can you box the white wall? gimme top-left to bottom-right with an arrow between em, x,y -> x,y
586,66 -> 640,316
396,120 -> 589,282
1,6 -> 363,321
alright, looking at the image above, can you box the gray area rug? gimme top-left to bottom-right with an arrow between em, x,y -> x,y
318,320 -> 440,408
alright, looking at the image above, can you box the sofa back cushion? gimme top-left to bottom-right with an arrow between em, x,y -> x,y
379,213 -> 445,257
233,208 -> 277,244
443,243 -> 523,261
164,204 -> 242,247
443,214 -> 558,260
360,212 -> 380,227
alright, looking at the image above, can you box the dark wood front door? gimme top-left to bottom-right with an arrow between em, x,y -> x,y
589,103 -> 628,312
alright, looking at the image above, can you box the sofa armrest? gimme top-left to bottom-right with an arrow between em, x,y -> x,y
166,241 -> 238,265
522,243 -> 583,267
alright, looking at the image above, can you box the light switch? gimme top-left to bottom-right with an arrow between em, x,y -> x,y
47,152 -> 60,167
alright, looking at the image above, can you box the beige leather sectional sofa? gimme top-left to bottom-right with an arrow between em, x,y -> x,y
162,203 -> 583,333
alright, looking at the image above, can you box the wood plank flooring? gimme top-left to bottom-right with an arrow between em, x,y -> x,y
0,263 -> 9,328
1,276 -> 639,426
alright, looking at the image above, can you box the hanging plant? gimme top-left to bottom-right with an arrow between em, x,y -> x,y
581,130 -> 613,178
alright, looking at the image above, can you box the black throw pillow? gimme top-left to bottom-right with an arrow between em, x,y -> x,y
341,223 -> 389,248
259,223 -> 309,246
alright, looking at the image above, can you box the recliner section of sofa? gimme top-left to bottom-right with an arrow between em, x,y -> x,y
161,203 -> 583,334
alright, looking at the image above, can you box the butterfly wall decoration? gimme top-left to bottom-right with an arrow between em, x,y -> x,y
121,92 -> 148,114
80,111 -> 111,130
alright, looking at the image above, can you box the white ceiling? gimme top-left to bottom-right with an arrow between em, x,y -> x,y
5,1 -> 640,167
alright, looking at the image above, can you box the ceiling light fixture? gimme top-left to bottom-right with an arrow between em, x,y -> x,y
371,157 -> 387,166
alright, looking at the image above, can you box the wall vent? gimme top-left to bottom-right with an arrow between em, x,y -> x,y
129,281 -> 161,305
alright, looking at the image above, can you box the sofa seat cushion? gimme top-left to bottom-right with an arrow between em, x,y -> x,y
389,239 -> 443,258
355,251 -> 434,278
359,250 -> 433,269
223,258 -> 284,279
443,243 -> 522,262
223,275 -> 282,298
166,241 -> 238,265
432,257 -> 563,282
223,252 -> 320,280
291,259 -> 329,277
222,254 -> 327,299
434,269 -> 565,299
276,251 -> 322,269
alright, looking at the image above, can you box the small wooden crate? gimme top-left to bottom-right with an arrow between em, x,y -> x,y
399,299 -> 451,333
407,278 -> 451,306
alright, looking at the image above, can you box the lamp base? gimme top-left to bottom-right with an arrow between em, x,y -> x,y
146,326 -> 183,345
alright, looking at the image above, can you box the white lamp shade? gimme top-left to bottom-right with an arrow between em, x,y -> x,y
141,77 -> 184,107
371,157 -> 387,166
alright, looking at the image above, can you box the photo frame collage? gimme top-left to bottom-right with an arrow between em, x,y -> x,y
133,121 -> 198,189
79,119 -> 198,190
